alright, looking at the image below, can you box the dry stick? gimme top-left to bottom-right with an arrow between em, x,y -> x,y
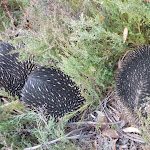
102,91 -> 115,110
108,105 -> 119,114
24,134 -> 94,150
24,127 -> 88,150
98,91 -> 114,110
123,134 -> 145,144
0,101 -> 18,108
105,97 -> 121,125
4,4 -> 15,31
0,100 -> 23,114
99,92 -> 125,136
99,91 -> 117,124
67,121 -> 122,127
2,97 -> 10,103
2,21 -> 8,31
64,127 -> 86,137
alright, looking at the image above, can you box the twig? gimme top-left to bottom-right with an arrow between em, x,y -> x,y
24,134 -> 94,150
1,97 -> 9,103
0,101 -> 18,108
67,121 -> 122,127
99,91 -> 116,123
4,4 -> 15,31
0,100 -> 23,114
123,134 -> 145,144
2,21 -> 8,33
65,127 -> 86,136
102,91 -> 122,126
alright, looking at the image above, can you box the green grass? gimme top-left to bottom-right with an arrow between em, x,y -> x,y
0,0 -> 150,149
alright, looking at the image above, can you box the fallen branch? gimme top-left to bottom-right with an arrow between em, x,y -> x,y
67,121 -> 122,127
123,134 -> 145,144
24,134 -> 94,150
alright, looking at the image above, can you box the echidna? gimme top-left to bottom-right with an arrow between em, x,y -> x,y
0,42 -> 36,97
21,67 -> 85,119
0,42 -> 85,119
115,46 -> 150,124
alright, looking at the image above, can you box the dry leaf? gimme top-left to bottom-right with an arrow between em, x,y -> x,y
122,127 -> 140,134
103,129 -> 120,139
95,111 -> 109,130
123,27 -> 128,43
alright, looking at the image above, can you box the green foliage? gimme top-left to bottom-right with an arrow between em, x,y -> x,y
0,0 -> 150,148
95,0 -> 150,45
0,0 -> 29,31
0,110 -> 80,149
1,0 -> 149,101
12,0 -> 149,101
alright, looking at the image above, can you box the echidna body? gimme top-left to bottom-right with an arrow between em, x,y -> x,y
115,46 -> 150,124
21,67 -> 85,119
0,42 -> 36,97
